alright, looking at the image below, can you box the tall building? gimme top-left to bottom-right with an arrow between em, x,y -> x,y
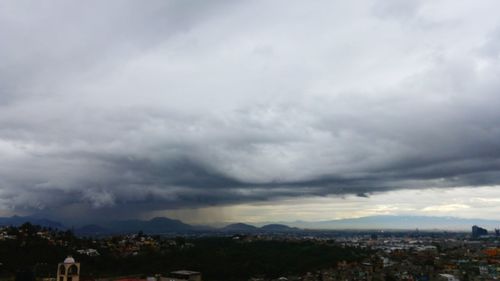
57,256 -> 80,281
472,225 -> 488,239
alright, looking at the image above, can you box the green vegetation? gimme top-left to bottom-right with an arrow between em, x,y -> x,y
82,238 -> 368,281
0,224 -> 370,281
0,223 -> 72,279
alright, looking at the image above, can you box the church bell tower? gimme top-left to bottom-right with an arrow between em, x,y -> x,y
57,256 -> 80,281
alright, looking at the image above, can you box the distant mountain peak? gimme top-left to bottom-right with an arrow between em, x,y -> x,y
260,224 -> 298,232
222,223 -> 259,232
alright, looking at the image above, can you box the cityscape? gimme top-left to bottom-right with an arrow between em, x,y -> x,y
2,1 -> 500,281
2,219 -> 500,280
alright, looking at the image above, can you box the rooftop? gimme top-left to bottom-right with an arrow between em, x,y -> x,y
170,270 -> 200,276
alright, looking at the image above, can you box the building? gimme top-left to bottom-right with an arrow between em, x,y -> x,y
161,271 -> 201,281
57,256 -> 80,281
472,225 -> 488,239
76,248 -> 100,256
438,273 -> 459,281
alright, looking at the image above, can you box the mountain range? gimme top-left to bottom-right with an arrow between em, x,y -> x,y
0,215 -> 498,235
0,215 -> 64,229
283,215 -> 500,231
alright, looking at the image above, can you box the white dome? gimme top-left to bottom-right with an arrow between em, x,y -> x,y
64,256 -> 76,264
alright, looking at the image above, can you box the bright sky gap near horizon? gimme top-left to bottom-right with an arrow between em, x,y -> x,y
1,0 -> 500,226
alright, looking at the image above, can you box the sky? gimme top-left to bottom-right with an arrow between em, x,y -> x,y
1,0 -> 500,225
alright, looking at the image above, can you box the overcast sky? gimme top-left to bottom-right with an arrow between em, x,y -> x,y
1,0 -> 500,224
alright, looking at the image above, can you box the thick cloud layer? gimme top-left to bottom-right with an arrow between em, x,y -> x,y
1,0 -> 500,219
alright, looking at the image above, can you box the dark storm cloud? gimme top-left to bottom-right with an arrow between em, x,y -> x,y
1,0 -> 500,219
